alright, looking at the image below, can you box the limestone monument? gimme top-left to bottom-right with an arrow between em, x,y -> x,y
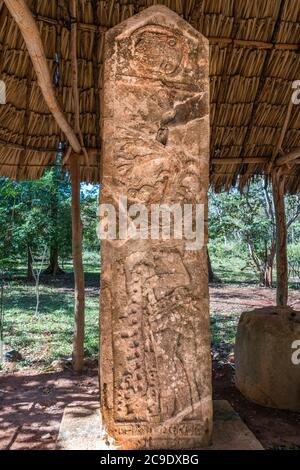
100,5 -> 212,449
235,306 -> 300,412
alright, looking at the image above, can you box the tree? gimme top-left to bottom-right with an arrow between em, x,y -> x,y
0,179 -> 19,276
30,246 -> 48,316
81,185 -> 100,253
208,177 -> 300,287
244,179 -> 276,287
13,178 -> 55,280
42,164 -> 72,275
0,171 -> 100,370
207,247 -> 221,283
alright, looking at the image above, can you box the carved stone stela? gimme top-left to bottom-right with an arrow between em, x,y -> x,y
100,6 -> 212,449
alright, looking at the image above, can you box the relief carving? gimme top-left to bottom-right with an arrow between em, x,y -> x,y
100,5 -> 212,449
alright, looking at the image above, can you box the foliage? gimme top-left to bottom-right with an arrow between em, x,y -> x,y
208,177 -> 300,284
81,185 -> 100,253
0,168 -> 99,272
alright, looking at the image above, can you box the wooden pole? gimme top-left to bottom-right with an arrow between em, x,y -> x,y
272,172 -> 288,307
70,153 -> 85,373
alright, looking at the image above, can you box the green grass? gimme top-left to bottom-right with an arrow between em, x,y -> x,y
2,253 -> 238,370
210,251 -> 300,289
1,256 -> 100,370
210,254 -> 258,285
211,312 -> 239,350
2,251 -> 297,370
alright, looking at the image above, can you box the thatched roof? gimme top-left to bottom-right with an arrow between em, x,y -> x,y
0,0 -> 299,192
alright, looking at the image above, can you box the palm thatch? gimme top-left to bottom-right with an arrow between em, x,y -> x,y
0,0 -> 299,192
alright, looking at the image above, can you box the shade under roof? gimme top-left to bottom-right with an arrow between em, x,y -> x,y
0,0 -> 299,191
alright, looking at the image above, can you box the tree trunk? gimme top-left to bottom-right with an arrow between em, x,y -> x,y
70,154 -> 85,373
263,264 -> 273,287
272,173 -> 288,307
207,247 -> 221,283
27,244 -> 34,281
43,246 -> 64,276
262,239 -> 276,288
43,164 -> 64,276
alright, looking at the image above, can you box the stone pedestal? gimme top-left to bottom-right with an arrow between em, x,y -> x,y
56,401 -> 264,450
100,6 -> 212,449
235,306 -> 300,412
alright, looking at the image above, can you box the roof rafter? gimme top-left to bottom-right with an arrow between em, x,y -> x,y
211,149 -> 300,167
3,0 -> 82,154
238,0 -> 287,176
31,14 -> 299,51
267,99 -> 294,172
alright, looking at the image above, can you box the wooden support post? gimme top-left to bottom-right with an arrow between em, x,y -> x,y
70,153 -> 85,373
272,173 -> 288,307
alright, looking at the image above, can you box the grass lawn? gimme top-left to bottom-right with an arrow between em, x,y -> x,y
1,255 -> 100,370
1,252 -> 298,371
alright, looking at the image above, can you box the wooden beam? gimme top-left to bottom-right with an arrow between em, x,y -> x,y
70,0 -> 80,138
211,157 -> 269,165
0,139 -> 99,155
209,37 -> 299,50
212,170 -> 299,178
238,0 -> 286,180
70,152 -> 85,373
4,0 -> 82,154
0,162 -> 99,169
0,139 -> 58,152
91,0 -> 102,179
211,152 -> 300,166
17,59 -> 32,180
272,172 -> 288,307
268,99 -> 294,172
30,14 -> 299,51
69,0 -> 85,374
275,148 -> 300,166
70,0 -> 89,166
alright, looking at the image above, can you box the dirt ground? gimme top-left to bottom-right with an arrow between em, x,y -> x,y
0,367 -> 99,450
210,283 -> 300,313
1,364 -> 300,450
0,283 -> 299,450
213,363 -> 300,450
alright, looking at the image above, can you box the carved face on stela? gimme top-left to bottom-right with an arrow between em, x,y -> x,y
116,24 -> 208,88
105,10 -> 209,208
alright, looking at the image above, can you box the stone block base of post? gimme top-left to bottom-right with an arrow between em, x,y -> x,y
235,306 -> 300,412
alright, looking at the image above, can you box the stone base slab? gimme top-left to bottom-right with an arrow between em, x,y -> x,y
56,400 -> 263,450
206,400 -> 263,450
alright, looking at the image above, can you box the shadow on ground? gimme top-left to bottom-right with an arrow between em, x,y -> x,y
0,368 -> 99,450
1,365 -> 300,450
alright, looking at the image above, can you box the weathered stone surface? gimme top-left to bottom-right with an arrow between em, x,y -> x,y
56,402 -> 113,450
100,5 -> 212,449
206,401 -> 264,450
56,401 -> 263,450
235,307 -> 300,412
